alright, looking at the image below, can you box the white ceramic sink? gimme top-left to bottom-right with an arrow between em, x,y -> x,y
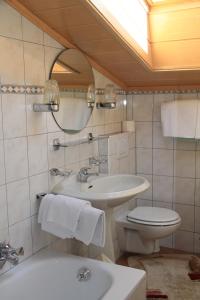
51,174 -> 150,209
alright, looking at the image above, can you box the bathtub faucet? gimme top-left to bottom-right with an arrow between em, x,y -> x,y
0,242 -> 24,268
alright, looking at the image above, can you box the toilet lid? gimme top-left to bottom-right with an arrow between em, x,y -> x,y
127,206 -> 180,225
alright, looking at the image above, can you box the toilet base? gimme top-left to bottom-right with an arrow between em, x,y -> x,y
116,209 -> 181,255
126,229 -> 160,254
117,224 -> 161,255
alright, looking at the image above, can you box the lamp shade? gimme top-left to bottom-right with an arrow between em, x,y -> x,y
43,80 -> 60,105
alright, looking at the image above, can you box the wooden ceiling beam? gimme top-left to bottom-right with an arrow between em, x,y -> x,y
6,0 -> 200,90
83,0 -> 153,70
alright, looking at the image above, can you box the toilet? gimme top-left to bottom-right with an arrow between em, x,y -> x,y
117,206 -> 181,254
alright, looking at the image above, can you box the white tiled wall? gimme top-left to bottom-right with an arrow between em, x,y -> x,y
108,132 -> 135,175
72,132 -> 136,260
0,0 -> 126,273
3,0 -> 199,263
108,132 -> 136,258
127,92 -> 200,253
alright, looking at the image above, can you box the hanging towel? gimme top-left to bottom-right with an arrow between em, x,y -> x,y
161,100 -> 198,138
195,101 -> 200,139
117,132 -> 129,158
38,194 -> 105,246
38,194 -> 90,239
75,206 -> 105,247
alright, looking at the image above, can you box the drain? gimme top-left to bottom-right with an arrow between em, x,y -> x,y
77,267 -> 91,281
88,185 -> 93,189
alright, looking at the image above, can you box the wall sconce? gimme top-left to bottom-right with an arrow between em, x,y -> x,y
96,84 -> 117,109
33,80 -> 60,112
87,84 -> 96,108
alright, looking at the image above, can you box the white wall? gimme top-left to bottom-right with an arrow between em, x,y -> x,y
0,0 -> 126,274
3,0 -> 198,265
127,92 -> 200,253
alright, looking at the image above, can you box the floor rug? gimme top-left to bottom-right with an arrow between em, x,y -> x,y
146,289 -> 168,299
128,254 -> 200,300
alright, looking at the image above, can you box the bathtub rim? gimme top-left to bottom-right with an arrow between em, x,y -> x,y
0,248 -> 146,300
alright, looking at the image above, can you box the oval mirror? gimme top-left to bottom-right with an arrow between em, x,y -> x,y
49,49 -> 95,133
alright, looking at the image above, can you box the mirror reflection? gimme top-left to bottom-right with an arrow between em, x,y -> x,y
50,49 -> 95,133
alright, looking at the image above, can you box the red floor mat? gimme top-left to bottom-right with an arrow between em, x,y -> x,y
146,289 -> 168,299
188,272 -> 200,280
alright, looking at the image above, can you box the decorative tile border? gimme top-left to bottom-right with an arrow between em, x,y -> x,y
95,88 -> 126,95
0,85 -> 127,95
127,88 -> 200,95
1,84 -> 200,95
60,87 -> 87,93
1,85 -> 44,95
95,87 -> 200,95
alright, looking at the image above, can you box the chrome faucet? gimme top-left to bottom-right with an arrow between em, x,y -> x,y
0,242 -> 24,269
50,168 -> 72,177
77,167 -> 98,183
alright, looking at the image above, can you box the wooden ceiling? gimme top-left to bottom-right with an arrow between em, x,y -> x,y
6,0 -> 200,90
147,0 -> 200,7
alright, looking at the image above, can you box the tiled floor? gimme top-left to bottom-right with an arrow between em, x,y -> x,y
116,247 -> 195,267
116,248 -> 200,300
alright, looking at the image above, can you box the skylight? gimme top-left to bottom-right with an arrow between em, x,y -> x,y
151,0 -> 165,3
53,62 -> 73,74
89,0 -> 149,53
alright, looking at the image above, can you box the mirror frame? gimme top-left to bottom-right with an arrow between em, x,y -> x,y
49,48 -> 95,134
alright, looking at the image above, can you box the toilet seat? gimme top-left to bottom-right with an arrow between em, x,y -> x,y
127,206 -> 181,226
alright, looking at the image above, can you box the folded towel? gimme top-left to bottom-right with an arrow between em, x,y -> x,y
161,100 -> 198,138
117,133 -> 129,158
195,101 -> 200,139
38,194 -> 105,246
38,194 -> 72,238
38,194 -> 90,239
40,220 -> 73,239
75,206 -> 105,247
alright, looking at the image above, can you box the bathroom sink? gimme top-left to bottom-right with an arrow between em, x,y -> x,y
51,174 -> 150,209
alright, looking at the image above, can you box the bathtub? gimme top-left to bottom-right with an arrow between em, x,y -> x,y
0,249 -> 146,300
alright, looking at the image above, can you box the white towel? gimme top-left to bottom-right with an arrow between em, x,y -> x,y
38,194 -> 105,246
38,194 -> 90,239
75,206 -> 105,247
195,101 -> 200,139
161,100 -> 198,138
117,133 -> 129,158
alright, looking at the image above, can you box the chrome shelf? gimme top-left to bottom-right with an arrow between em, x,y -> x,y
96,102 -> 116,109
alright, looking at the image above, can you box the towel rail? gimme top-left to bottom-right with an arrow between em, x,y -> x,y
36,193 -> 47,201
53,133 -> 109,151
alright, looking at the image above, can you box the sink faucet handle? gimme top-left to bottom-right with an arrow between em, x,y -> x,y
50,168 -> 72,177
80,167 -> 91,175
89,157 -> 99,166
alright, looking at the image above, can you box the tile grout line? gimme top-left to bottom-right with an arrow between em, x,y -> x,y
194,139 -> 197,253
0,86 -> 10,243
21,14 -> 34,254
152,94 -> 155,207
